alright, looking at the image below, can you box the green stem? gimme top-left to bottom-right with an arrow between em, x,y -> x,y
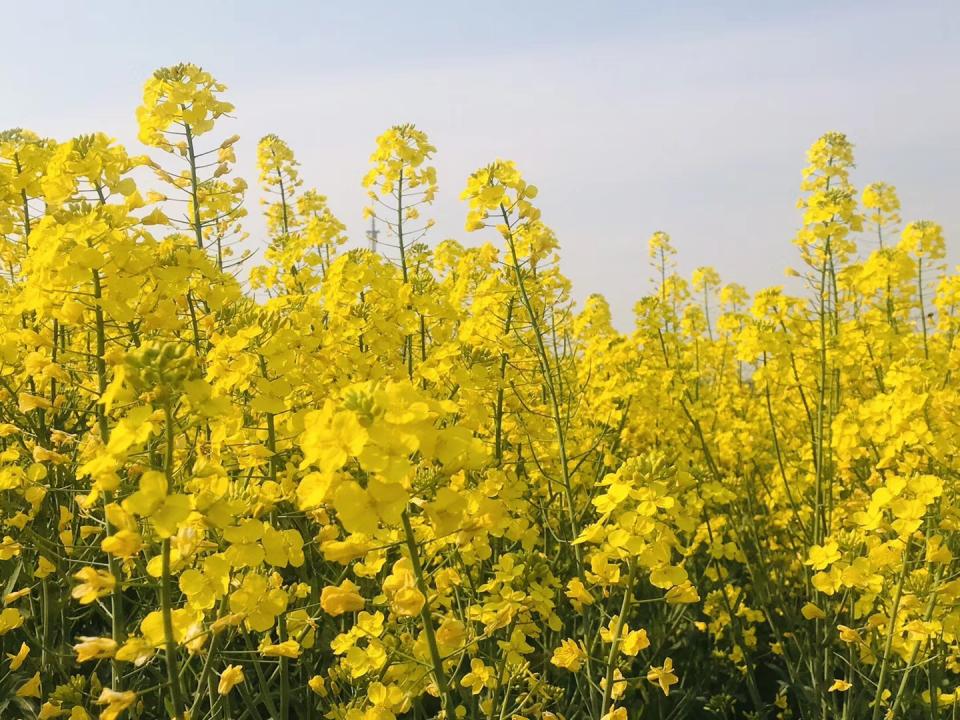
918,257 -> 929,359
161,401 -> 186,719
92,266 -> 124,688
396,171 -> 415,380
499,206 -> 581,574
872,540 -> 912,720
278,614 -> 291,719
401,510 -> 457,713
600,559 -> 637,717
888,565 -> 942,717
161,538 -> 186,719
183,120 -> 205,252
494,298 -> 515,465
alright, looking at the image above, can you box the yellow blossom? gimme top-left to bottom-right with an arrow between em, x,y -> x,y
551,638 -> 587,672
7,641 -> 30,670
218,664 -> 245,695
647,657 -> 679,696
73,636 -> 118,662
320,580 -> 365,616
71,567 -> 116,605
16,671 -> 41,697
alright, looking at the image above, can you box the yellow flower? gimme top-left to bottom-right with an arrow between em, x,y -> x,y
3,588 -> 30,604
333,478 -> 407,536
101,529 -> 143,558
141,608 -> 202,647
228,573 -> 288,632
460,658 -> 494,695
900,220 -> 945,259
96,688 -> 137,720
218,664 -> 245,695
179,554 -> 231,610
263,526 -> 305,568
122,470 -> 191,539
565,578 -> 595,610
806,540 -> 841,571
0,535 -> 23,560
622,628 -> 650,656
601,669 -> 628,702
343,640 -> 388,678
828,679 -> 852,692
285,608 -> 317,649
223,519 -> 265,568
73,636 -> 118,662
137,63 -> 233,146
308,675 -> 327,696
71,567 -> 116,605
664,580 -> 700,604
18,393 -> 52,413
296,471 -> 335,511
837,625 -> 862,644
550,638 -> 586,672
812,566 -> 843,596
356,611 -> 385,639
801,602 -> 827,620
0,608 -> 24,634
382,558 -> 425,617
600,708 -> 628,720
7,641 -> 30,670
16,671 -> 41,697
424,486 -> 466,536
435,617 -> 467,653
647,657 -> 679,696
393,587 -> 426,618
299,404 -> 368,473
115,637 -> 155,666
35,556 -> 56,578
320,579 -> 365,616
321,535 -> 372,565
260,639 -> 302,658
38,701 -> 69,720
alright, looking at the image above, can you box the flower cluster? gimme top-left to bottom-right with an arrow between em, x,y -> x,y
0,65 -> 958,720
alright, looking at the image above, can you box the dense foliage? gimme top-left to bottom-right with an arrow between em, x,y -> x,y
1,63 -> 957,720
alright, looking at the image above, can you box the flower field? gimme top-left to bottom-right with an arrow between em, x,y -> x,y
1,63 -> 958,720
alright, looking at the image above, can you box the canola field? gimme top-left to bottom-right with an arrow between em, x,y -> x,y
0,64 -> 958,720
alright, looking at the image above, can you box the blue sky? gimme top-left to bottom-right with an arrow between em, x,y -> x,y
3,1 -> 958,327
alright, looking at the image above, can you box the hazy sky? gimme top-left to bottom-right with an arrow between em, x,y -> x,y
3,1 -> 958,328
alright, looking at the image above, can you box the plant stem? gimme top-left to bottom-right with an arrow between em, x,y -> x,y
401,510 -> 457,713
872,540 -> 912,720
161,538 -> 186,719
600,559 -> 637,717
161,401 -> 186,719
